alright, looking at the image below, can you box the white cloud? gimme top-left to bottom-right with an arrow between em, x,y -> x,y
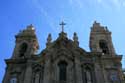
69,0 -> 73,5
122,1 -> 125,7
111,0 -> 122,9
97,0 -> 103,3
27,0 -> 58,33
68,0 -> 84,9
68,0 -> 125,10
96,0 -> 125,10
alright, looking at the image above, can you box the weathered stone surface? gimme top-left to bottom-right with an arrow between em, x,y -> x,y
3,22 -> 124,83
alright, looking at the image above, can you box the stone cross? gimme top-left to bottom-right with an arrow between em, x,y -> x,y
60,21 -> 66,32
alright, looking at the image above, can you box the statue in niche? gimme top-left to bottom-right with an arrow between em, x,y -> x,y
86,71 -> 92,83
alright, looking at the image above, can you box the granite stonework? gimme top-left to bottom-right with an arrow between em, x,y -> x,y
3,22 -> 124,83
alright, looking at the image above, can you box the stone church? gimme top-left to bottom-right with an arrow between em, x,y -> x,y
3,21 -> 124,83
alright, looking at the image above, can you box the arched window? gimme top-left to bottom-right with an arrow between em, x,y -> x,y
19,43 -> 28,57
10,77 -> 17,83
82,66 -> 93,83
99,40 -> 109,54
58,61 -> 67,81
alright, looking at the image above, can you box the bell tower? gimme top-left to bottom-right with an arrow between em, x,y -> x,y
89,21 -> 115,56
12,24 -> 39,59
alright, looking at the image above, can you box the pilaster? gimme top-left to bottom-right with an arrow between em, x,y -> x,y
24,60 -> 32,83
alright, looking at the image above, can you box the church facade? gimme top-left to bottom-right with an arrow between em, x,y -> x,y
3,21 -> 124,83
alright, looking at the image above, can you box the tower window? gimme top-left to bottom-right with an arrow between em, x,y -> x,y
58,61 -> 67,81
99,40 -> 109,54
10,77 -> 17,83
19,43 -> 28,57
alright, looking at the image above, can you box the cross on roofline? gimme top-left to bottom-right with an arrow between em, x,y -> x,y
60,21 -> 66,32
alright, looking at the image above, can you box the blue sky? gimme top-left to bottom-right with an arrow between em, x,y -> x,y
0,0 -> 125,82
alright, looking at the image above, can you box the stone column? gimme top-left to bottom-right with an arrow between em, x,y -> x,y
94,63 -> 105,83
102,68 -> 109,83
75,58 -> 82,83
67,61 -> 73,83
43,59 -> 51,83
24,60 -> 32,83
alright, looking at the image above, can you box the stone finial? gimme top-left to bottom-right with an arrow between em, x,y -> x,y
105,26 -> 109,31
73,32 -> 79,46
47,33 -> 52,43
27,24 -> 35,30
73,32 -> 78,41
93,21 -> 100,27
46,33 -> 52,48
16,24 -> 36,37
94,20 -> 97,24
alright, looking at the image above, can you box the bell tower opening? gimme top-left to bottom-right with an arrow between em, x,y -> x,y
19,43 -> 28,57
99,40 -> 109,54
